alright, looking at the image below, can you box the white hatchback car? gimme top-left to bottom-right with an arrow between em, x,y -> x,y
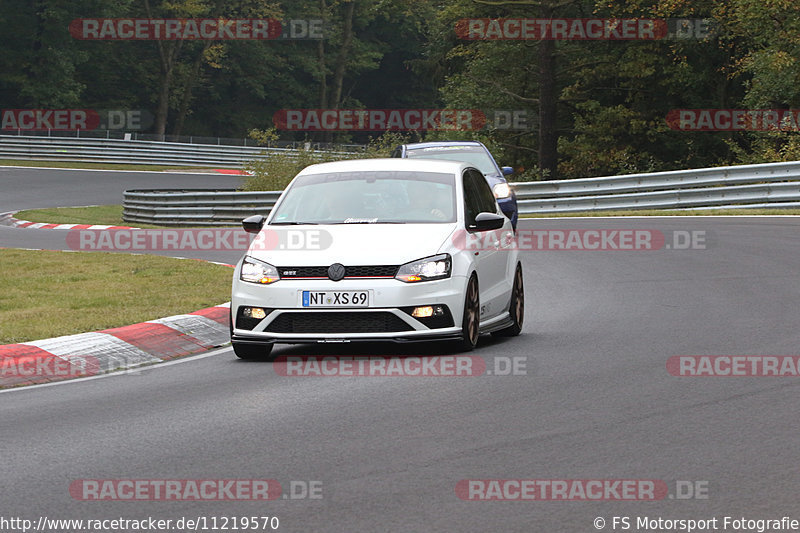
230,158 -> 523,359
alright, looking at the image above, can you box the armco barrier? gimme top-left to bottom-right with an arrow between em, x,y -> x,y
512,160 -> 800,213
122,160 -> 800,225
0,135 -> 356,168
123,190 -> 282,226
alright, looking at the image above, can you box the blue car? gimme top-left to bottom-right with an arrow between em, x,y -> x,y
391,141 -> 518,229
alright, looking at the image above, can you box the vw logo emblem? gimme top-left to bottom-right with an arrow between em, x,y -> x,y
328,263 -> 346,281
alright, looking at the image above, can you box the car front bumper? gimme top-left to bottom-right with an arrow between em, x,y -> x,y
231,276 -> 467,344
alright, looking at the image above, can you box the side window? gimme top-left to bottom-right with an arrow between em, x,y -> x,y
462,170 -> 483,228
471,169 -> 498,214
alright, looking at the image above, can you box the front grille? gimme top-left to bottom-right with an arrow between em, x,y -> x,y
278,265 -> 398,279
279,266 -> 328,278
266,312 -> 413,333
344,265 -> 398,277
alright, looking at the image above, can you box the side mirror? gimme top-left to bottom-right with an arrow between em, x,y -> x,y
242,214 -> 266,234
471,212 -> 505,232
502,166 -> 514,176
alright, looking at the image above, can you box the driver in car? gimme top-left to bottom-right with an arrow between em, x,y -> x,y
404,180 -> 450,221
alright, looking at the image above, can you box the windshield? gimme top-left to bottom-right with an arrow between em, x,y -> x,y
269,170 -> 456,224
404,146 -> 497,175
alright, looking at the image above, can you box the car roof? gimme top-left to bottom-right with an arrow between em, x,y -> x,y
403,141 -> 484,149
297,157 -> 471,176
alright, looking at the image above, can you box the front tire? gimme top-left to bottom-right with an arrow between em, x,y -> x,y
493,263 -> 524,337
232,341 -> 274,360
457,275 -> 480,351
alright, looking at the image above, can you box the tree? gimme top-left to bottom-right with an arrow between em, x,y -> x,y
0,0 -> 93,108
712,0 -> 800,162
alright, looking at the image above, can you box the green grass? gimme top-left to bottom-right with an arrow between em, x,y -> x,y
0,249 -> 233,345
14,205 -> 147,226
523,208 -> 800,217
0,159 -> 220,172
14,204 -> 231,228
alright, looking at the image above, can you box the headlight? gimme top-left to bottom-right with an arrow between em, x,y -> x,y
395,254 -> 451,283
493,183 -> 512,199
240,256 -> 280,284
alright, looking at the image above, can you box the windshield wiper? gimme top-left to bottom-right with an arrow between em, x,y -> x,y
330,220 -> 405,224
269,221 -> 318,225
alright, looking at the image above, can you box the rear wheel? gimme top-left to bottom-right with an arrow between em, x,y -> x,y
493,263 -> 524,337
457,275 -> 480,351
232,342 -> 274,360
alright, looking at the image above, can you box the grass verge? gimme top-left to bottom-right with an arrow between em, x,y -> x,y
0,159 -> 219,172
0,249 -> 233,345
13,205 -> 166,228
523,208 -> 800,217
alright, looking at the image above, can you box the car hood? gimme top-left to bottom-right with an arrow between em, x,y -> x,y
247,223 -> 458,266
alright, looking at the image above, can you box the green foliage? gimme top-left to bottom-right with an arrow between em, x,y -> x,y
724,134 -> 800,164
710,0 -> 800,163
242,129 -> 340,191
241,129 -> 413,191
5,0 -> 800,178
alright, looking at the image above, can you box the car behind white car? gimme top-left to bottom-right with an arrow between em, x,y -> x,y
230,158 -> 523,359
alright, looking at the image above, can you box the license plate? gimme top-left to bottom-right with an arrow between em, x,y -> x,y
302,290 -> 370,307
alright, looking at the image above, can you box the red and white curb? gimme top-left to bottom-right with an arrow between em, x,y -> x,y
0,303 -> 231,388
214,169 -> 251,175
0,211 -> 138,230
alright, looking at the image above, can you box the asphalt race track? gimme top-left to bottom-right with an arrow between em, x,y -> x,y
2,166 -> 800,532
0,166 -> 245,264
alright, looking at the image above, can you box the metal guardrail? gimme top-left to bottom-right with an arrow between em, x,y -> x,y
0,130 -> 365,151
122,160 -> 800,226
7,135 -> 799,214
0,135 -> 357,168
124,190 -> 282,226
517,181 -> 800,213
512,160 -> 800,213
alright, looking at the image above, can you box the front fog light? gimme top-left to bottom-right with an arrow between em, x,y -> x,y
412,305 -> 445,318
243,307 -> 267,319
412,306 -> 433,318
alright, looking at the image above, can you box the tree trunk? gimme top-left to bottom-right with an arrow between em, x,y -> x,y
318,0 -> 328,108
146,0 -> 182,137
538,4 -> 558,179
330,0 -> 355,110
323,0 -> 355,143
173,43 -> 211,137
155,69 -> 171,138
